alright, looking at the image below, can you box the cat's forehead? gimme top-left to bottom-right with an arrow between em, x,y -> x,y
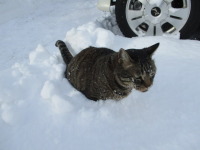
126,49 -> 150,62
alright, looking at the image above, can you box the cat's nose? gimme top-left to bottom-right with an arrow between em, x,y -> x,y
144,80 -> 152,87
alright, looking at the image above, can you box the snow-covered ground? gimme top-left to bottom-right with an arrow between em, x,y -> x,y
1,0 -> 200,150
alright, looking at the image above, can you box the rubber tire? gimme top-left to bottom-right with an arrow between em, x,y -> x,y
180,0 -> 200,39
115,0 -> 200,39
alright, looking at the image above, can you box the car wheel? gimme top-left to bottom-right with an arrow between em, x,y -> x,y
115,0 -> 200,39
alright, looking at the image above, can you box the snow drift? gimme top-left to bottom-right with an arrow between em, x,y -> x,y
1,21 -> 200,150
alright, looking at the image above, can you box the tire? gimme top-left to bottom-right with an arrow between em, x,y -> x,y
115,0 -> 200,39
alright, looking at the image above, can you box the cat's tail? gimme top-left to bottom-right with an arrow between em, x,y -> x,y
55,40 -> 73,65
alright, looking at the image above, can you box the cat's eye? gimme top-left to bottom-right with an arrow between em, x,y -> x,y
149,72 -> 155,77
135,78 -> 141,81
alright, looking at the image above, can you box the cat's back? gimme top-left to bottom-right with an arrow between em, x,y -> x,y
68,47 -> 114,70
66,47 -> 115,94
74,46 -> 114,62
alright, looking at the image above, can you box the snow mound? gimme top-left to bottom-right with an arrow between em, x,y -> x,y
1,21 -> 200,150
65,22 -> 115,51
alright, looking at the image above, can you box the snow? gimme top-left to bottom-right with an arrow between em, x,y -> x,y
1,0 -> 200,150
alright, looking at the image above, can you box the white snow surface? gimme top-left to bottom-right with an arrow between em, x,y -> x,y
1,0 -> 200,150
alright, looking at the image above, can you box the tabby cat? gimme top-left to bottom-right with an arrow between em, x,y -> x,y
55,40 -> 159,101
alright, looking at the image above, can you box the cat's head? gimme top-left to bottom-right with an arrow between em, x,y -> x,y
115,43 -> 159,92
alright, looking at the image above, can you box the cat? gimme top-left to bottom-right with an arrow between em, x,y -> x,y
55,40 -> 159,101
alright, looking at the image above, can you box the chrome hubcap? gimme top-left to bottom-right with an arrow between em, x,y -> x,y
126,0 -> 191,36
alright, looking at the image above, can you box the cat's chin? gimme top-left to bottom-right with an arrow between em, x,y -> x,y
137,87 -> 148,92
141,89 -> 148,92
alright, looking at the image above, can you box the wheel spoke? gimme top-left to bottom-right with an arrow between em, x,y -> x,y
132,16 -> 142,21
145,23 -> 154,36
130,18 -> 145,30
144,23 -> 164,36
164,0 -> 173,4
169,8 -> 190,20
154,24 -> 164,36
138,0 -> 148,5
127,10 -> 144,20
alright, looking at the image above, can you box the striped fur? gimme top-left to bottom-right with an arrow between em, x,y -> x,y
55,40 -> 73,65
56,40 -> 159,101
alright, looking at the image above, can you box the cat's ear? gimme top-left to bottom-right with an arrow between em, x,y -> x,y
118,48 -> 133,69
146,43 -> 159,57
